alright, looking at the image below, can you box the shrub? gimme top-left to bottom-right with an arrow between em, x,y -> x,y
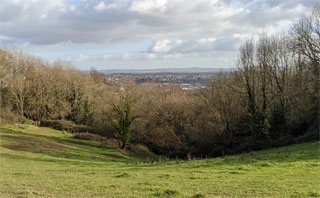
0,109 -> 27,125
74,132 -> 119,148
40,120 -> 95,133
128,144 -> 153,156
73,132 -> 106,141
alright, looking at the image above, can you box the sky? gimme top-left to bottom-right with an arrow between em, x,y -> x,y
0,0 -> 317,70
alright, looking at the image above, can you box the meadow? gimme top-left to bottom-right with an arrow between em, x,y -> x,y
0,124 -> 319,198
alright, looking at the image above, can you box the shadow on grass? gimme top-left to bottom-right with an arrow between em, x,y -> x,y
222,141 -> 320,164
0,129 -> 131,163
0,153 -> 124,167
174,141 -> 320,169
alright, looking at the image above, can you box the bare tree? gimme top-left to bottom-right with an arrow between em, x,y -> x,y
201,73 -> 243,132
256,35 -> 273,113
290,6 -> 320,128
238,38 -> 257,115
0,50 -> 12,113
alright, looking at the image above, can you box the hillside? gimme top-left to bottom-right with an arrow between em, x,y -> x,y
0,125 -> 319,198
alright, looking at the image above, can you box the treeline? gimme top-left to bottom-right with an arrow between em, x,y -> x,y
0,7 -> 319,158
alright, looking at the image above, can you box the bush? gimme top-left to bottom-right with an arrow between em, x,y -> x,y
40,120 -> 95,133
232,111 -> 270,152
128,144 -> 153,156
74,132 -> 119,148
74,132 -> 106,141
0,109 -> 27,125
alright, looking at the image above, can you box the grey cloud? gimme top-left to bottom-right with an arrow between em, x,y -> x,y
227,0 -> 314,29
0,2 -> 23,23
262,0 -> 317,9
2,0 -> 314,45
0,0 -> 316,70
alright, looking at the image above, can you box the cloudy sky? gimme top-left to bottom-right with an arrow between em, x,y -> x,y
0,0 -> 317,70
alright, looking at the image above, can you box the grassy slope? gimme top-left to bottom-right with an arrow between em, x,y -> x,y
0,125 -> 319,198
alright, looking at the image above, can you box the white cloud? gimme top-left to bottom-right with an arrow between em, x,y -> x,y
151,39 -> 171,53
75,54 -> 89,61
198,38 -> 216,44
129,0 -> 168,14
94,2 -> 117,12
147,53 -> 157,59
40,13 -> 47,19
70,5 -> 76,12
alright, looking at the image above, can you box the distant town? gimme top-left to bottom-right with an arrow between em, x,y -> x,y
97,67 -> 234,90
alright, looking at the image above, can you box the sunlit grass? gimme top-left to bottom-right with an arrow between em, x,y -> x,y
0,124 -> 319,197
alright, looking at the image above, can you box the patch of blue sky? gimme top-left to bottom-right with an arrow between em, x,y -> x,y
66,0 -> 81,6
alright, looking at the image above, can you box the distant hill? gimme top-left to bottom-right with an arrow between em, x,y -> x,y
96,67 -> 235,74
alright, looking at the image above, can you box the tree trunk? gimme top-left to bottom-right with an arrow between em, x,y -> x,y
121,142 -> 126,150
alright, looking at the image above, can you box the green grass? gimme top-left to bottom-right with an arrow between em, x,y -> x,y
0,124 -> 319,198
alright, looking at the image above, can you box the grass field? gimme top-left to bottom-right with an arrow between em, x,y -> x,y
0,124 -> 319,198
